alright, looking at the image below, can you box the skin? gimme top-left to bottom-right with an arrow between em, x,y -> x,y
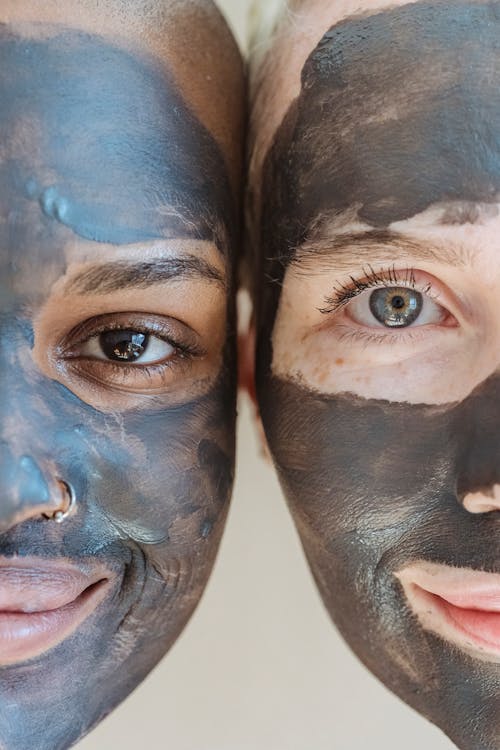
0,2 -> 243,748
248,1 -> 500,748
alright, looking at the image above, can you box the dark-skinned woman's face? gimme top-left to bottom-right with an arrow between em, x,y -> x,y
0,7 -> 242,748
250,2 -> 500,748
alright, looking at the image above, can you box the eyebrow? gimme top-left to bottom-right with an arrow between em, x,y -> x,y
291,229 -> 473,274
66,256 -> 225,295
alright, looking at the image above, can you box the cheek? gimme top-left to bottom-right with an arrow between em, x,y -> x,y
260,378 -> 454,534
69,399 -> 233,549
9,360 -> 233,550
270,271 -> 497,406
259,372 -> 500,574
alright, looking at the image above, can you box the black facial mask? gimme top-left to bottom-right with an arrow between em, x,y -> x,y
255,2 -> 500,748
259,374 -> 500,749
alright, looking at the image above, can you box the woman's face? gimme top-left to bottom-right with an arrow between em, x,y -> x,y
250,1 -> 500,747
0,6 -> 242,749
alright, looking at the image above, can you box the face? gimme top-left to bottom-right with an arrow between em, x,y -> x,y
0,14 -> 242,750
252,2 -> 500,747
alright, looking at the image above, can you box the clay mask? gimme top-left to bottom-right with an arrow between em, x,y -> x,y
254,2 -> 500,748
0,19 -> 240,750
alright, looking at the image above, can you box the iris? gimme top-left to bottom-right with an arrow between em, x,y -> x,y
369,287 -> 422,327
99,331 -> 148,361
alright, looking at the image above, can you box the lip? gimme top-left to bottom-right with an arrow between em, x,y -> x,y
396,561 -> 500,663
0,556 -> 113,666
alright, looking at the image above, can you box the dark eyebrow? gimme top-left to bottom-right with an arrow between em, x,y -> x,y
66,256 -> 225,295
292,229 -> 473,274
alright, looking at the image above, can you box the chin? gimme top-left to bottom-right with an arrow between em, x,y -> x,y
303,543 -> 500,750
0,545 -> 212,750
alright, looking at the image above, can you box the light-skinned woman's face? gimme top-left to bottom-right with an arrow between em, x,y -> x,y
0,3 -> 243,748
249,1 -> 500,747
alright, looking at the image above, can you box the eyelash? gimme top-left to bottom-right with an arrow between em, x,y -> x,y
85,358 -> 183,388
319,264 -> 437,315
65,317 -> 201,364
57,315 -> 207,397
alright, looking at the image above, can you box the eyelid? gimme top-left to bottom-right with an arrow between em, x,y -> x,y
57,312 -> 206,361
79,330 -> 176,367
320,265 -> 444,316
34,306 -> 222,411
52,312 -> 208,400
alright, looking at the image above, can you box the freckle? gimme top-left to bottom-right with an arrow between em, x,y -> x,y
335,358 -> 344,366
353,375 -> 369,385
317,368 -> 329,384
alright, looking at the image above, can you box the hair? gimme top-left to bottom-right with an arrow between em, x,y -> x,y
243,0 -> 289,290
248,0 -> 287,62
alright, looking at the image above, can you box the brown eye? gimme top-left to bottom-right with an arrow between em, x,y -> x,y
99,330 -> 149,362
79,328 -> 175,365
50,311 -> 212,406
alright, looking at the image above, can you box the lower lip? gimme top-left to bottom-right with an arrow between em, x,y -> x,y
0,578 -> 110,666
440,596 -> 500,647
401,580 -> 500,662
422,587 -> 500,653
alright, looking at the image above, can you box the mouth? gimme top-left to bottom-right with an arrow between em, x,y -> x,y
395,561 -> 500,663
0,556 -> 114,666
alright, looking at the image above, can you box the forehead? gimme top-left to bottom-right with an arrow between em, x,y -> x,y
291,202 -> 500,287
1,0 -> 244,193
0,24 -> 232,250
259,0 -> 500,260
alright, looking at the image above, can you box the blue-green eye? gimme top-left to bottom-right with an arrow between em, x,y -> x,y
343,282 -> 448,330
369,287 -> 423,328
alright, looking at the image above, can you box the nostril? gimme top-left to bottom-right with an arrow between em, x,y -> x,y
463,484 -> 500,514
0,451 -> 73,531
43,480 -> 76,523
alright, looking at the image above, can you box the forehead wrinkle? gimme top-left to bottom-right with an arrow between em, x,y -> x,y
292,229 -> 474,275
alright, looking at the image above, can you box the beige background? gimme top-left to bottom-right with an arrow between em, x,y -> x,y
79,3 -> 453,748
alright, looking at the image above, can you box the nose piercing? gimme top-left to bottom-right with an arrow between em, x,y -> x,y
43,480 -> 76,523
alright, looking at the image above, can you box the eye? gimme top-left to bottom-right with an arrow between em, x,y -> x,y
56,311 -> 205,397
80,329 -> 175,365
346,285 -> 448,329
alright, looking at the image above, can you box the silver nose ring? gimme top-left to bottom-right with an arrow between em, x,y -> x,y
43,480 -> 77,523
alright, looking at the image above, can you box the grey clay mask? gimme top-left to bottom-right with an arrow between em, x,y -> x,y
255,2 -> 500,748
0,21 -> 239,750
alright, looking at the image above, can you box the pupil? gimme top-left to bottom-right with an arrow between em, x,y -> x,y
100,330 -> 149,362
369,287 -> 423,328
391,295 -> 406,310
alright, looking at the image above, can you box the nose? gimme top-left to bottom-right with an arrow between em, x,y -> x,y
0,442 -> 67,533
463,484 -> 500,514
